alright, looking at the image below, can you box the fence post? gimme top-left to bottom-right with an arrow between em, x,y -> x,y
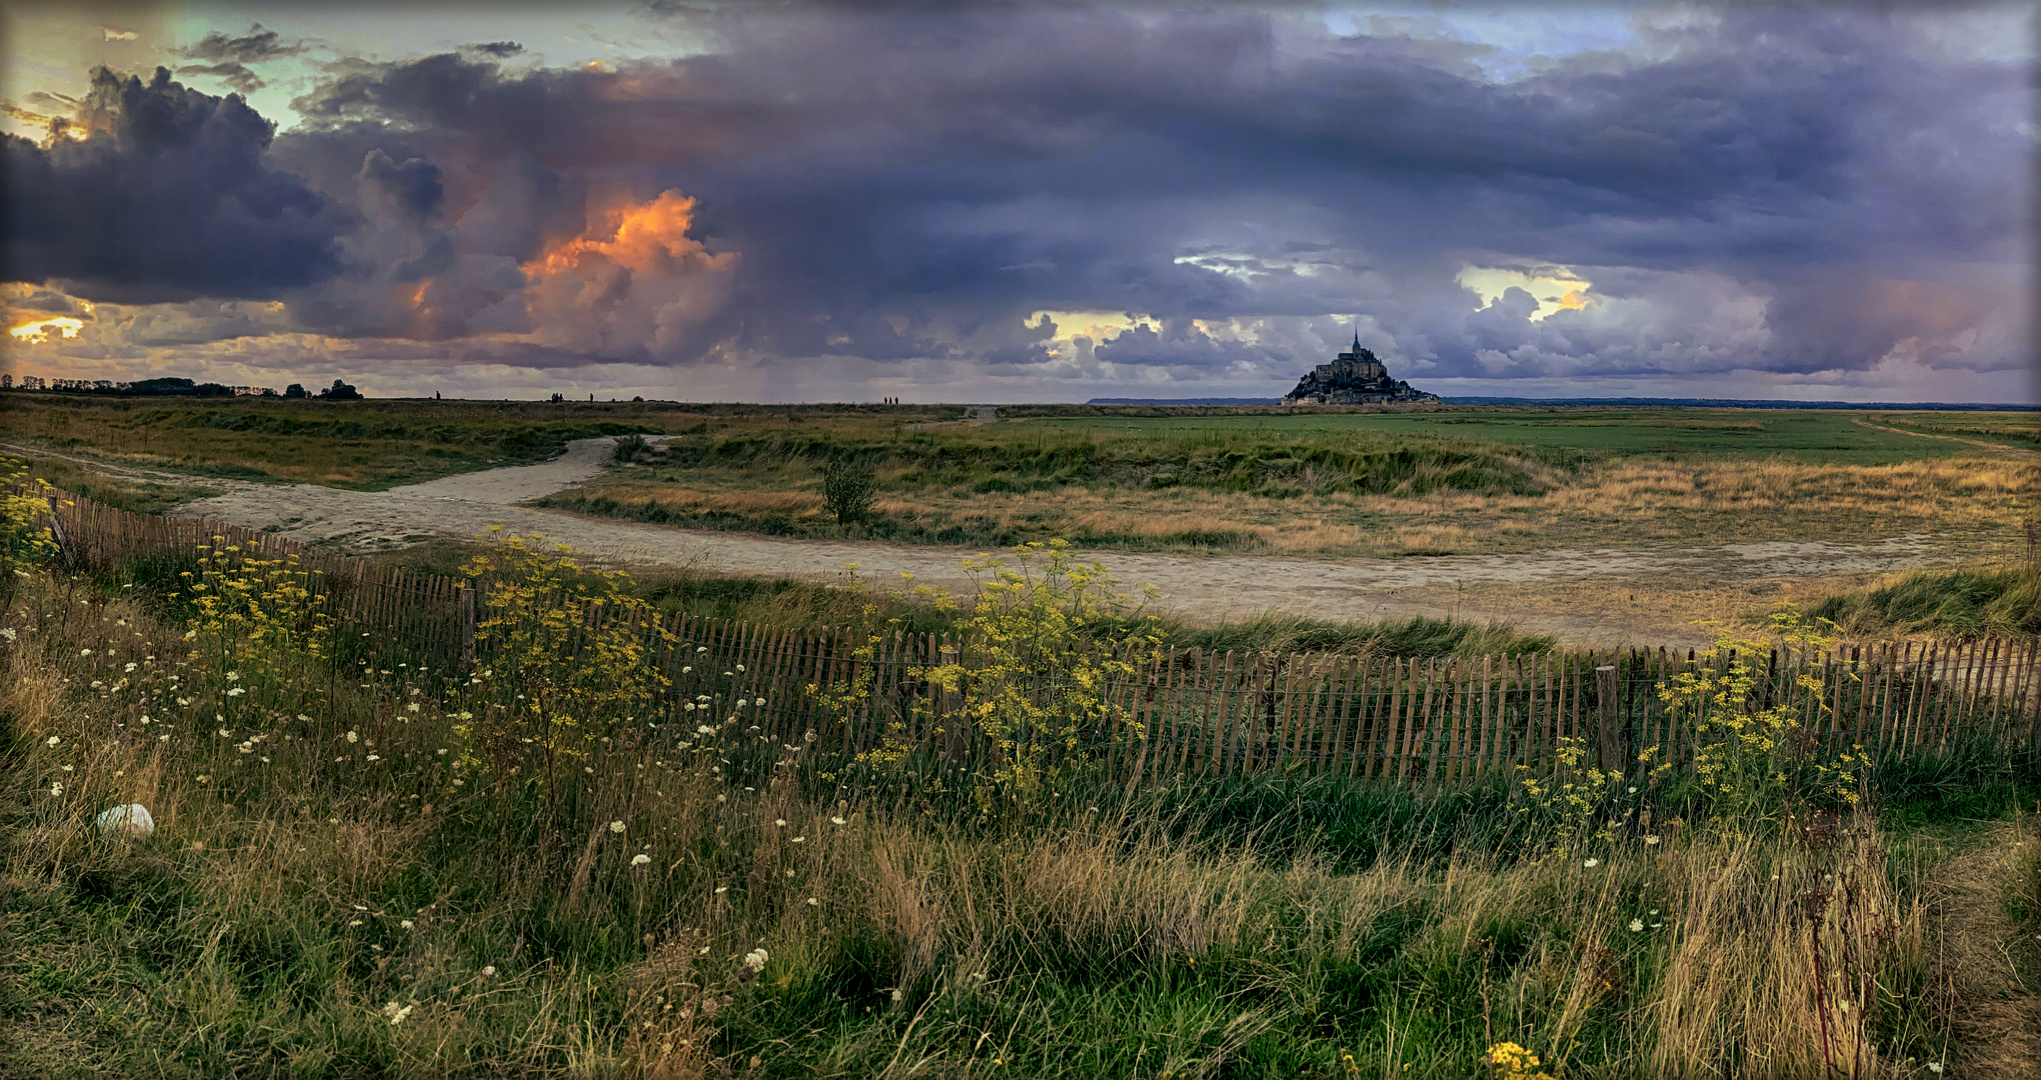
458,581 -> 477,668
1595,665 -> 1622,773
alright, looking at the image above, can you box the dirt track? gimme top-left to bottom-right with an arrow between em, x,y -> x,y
11,437 -> 1981,648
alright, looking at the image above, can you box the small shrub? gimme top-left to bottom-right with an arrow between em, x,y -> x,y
820,458 -> 878,525
612,433 -> 650,463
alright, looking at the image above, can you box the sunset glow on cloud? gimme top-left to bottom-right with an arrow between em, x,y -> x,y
1456,267 -> 1596,323
0,3 -> 2029,402
8,316 -> 84,343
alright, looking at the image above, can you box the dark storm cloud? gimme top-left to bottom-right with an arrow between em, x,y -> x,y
176,61 -> 265,93
357,148 -> 445,220
179,23 -> 305,64
266,4 -> 2020,380
3,67 -> 348,303
467,41 -> 525,57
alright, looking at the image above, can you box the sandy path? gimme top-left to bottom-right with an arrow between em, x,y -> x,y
11,436 -> 1976,648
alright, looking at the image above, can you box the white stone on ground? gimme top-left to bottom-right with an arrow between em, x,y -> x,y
96,803 -> 155,838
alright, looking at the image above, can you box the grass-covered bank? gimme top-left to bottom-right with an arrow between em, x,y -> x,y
1812,559 -> 2041,639
3,508 -> 2038,1076
371,539 -> 1557,661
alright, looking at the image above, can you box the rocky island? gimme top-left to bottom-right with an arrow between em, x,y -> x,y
1281,334 -> 1441,405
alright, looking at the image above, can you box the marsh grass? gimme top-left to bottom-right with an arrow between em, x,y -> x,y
547,422 -> 2034,557
1812,545 -> 2041,640
1,397 -> 675,490
7,543 -> 2035,1077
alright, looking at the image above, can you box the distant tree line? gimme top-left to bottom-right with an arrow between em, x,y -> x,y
2,376 -> 361,399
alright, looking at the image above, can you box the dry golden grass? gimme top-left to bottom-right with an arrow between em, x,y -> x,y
576,454 -> 2035,560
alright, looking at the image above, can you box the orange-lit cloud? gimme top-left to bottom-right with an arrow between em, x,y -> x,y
488,187 -> 738,356
8,316 -> 85,343
524,189 -> 725,278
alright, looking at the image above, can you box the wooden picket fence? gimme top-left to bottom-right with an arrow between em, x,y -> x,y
42,491 -> 2041,787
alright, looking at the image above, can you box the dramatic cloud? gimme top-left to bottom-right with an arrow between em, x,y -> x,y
178,23 -> 305,65
175,62 -> 265,93
2,5 -> 2029,400
4,67 -> 346,303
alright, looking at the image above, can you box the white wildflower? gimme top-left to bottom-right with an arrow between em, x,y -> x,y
1628,919 -> 1644,932
741,947 -> 768,971
831,816 -> 846,825
805,896 -> 819,906
49,782 -> 63,797
225,671 -> 239,682
44,735 -> 59,746
346,730 -> 359,743
1583,858 -> 1601,868
609,820 -> 626,834
632,854 -> 652,866
400,920 -> 414,929
1644,835 -> 1661,846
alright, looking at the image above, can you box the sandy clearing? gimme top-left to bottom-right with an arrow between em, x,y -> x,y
11,436 -> 1981,648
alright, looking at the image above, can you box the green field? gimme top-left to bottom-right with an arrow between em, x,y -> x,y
0,397 -> 958,491
538,406 -> 2036,558
1018,408 -> 2038,464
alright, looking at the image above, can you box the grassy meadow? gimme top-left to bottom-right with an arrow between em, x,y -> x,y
0,397 -> 965,491
534,407 -> 2037,559
4,396 -> 2032,561
5,492 -> 2041,1078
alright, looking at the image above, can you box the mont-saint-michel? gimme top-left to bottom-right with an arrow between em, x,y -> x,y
1280,333 -> 1441,406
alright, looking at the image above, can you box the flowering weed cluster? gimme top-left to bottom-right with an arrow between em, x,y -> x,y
1660,608 -> 1871,820
915,539 -> 1162,816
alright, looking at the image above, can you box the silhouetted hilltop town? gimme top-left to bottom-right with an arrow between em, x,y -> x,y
1281,334 -> 1439,405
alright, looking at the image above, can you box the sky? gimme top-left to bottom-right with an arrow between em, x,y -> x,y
2,1 -> 2034,403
